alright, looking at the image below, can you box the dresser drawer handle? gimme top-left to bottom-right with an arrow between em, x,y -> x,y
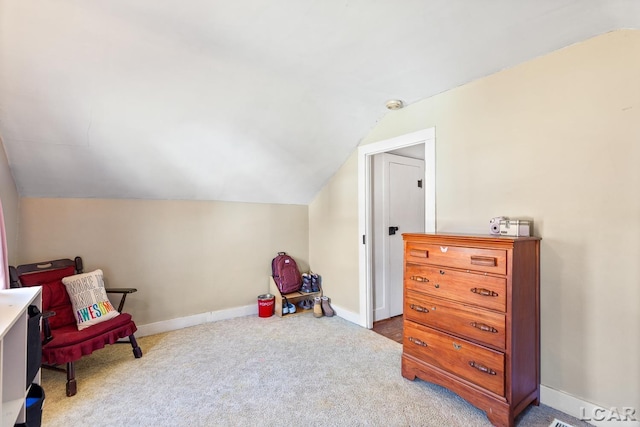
470,256 -> 497,267
469,361 -> 496,375
408,336 -> 428,347
409,249 -> 429,258
410,304 -> 429,313
470,322 -> 498,333
470,288 -> 499,297
410,275 -> 429,282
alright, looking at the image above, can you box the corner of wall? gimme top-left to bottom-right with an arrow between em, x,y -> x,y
0,135 -> 21,266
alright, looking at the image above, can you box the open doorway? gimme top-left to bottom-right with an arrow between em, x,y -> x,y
371,151 -> 425,322
357,128 -> 436,328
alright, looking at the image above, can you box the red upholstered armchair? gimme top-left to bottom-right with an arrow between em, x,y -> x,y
9,257 -> 142,397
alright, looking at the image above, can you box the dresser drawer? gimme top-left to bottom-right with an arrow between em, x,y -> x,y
404,321 -> 505,396
405,291 -> 506,350
405,242 -> 507,275
405,264 -> 507,312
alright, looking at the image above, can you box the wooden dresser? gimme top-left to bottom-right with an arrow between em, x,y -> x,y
402,233 -> 540,427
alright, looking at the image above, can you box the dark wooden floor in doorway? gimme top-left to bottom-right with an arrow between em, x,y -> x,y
372,315 -> 403,344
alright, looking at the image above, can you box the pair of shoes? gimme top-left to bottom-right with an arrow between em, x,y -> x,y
321,296 -> 334,317
282,297 -> 296,315
311,274 -> 321,292
298,299 -> 313,310
313,296 -> 335,317
301,273 -> 313,293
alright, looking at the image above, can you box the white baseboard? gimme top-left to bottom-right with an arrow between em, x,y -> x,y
136,301 -> 363,336
136,303 -> 257,337
541,385 -> 639,427
332,303 -> 360,324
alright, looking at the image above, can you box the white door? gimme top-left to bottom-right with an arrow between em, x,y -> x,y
373,153 -> 425,321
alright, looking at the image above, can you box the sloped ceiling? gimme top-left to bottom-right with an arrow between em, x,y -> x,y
1,1 -> 638,204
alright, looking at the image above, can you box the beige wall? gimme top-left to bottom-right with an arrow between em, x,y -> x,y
309,151 -> 360,313
0,137 -> 20,266
309,30 -> 640,410
18,198 -> 308,325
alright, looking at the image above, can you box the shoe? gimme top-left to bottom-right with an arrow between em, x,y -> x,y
301,273 -> 313,293
311,274 -> 321,292
298,299 -> 313,310
321,296 -> 335,317
313,296 -> 323,318
282,297 -> 295,315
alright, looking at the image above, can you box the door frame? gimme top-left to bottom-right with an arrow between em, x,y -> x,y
357,128 -> 436,328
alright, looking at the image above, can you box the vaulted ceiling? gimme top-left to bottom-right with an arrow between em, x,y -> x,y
1,1 -> 638,204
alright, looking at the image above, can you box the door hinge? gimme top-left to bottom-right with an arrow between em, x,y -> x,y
417,179 -> 423,188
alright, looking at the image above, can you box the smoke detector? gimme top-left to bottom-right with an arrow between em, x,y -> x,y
385,99 -> 404,110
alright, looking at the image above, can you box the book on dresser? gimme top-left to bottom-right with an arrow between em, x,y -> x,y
401,232 -> 540,427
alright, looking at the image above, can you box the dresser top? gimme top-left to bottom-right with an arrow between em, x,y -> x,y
402,232 -> 541,243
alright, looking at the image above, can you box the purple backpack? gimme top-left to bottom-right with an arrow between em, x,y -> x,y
271,252 -> 302,294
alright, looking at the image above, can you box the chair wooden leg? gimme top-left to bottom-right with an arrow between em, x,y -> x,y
130,334 -> 143,358
66,362 -> 77,397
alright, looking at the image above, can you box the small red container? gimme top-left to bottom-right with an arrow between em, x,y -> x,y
257,294 -> 275,318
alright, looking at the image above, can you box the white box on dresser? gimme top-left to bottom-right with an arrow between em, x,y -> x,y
402,233 -> 540,427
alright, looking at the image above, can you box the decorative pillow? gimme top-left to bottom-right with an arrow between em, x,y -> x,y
61,269 -> 120,330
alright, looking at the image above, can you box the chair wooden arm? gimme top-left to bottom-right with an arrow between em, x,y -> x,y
43,310 -> 56,319
105,288 -> 138,313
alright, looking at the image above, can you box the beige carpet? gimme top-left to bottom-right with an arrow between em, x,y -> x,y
41,315 -> 591,427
